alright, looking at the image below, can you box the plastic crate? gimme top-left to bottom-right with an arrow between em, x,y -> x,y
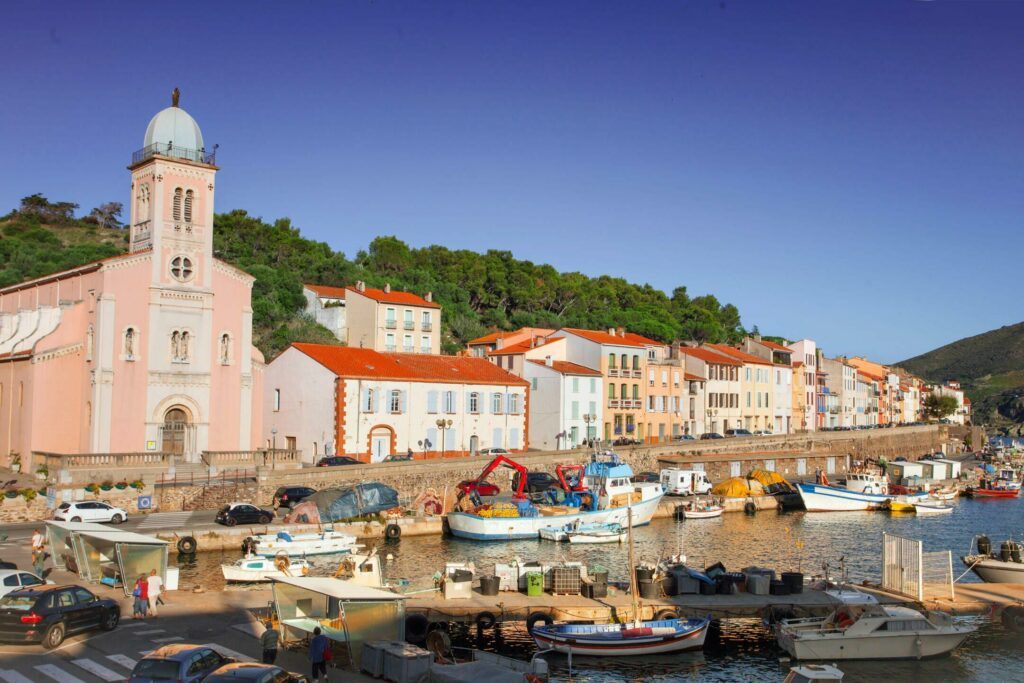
381,642 -> 431,683
552,566 -> 581,595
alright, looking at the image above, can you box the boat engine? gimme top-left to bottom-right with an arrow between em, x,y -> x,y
977,535 -> 992,556
1012,542 -> 1023,563
1001,541 -> 1015,562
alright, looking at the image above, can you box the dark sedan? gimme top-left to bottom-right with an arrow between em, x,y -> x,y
205,662 -> 309,682
699,433 -> 724,440
0,585 -> 119,649
130,644 -> 235,683
215,503 -> 274,526
316,456 -> 362,467
272,486 -> 316,509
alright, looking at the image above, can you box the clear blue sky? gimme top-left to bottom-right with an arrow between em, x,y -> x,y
3,1 -> 1021,362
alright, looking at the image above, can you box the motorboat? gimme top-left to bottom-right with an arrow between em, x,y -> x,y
531,616 -> 711,655
844,472 -> 889,495
795,483 -> 891,512
965,480 -> 1020,498
784,664 -> 844,682
244,529 -> 360,557
775,605 -> 975,660
887,496 -> 918,513
447,451 -> 663,541
677,499 -> 724,519
538,522 -> 625,544
928,487 -> 959,502
962,535 -> 1024,582
221,554 -> 310,583
913,500 -> 953,515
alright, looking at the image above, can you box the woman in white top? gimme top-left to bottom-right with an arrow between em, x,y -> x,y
146,569 -> 163,616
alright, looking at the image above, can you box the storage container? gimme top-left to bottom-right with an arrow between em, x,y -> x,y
781,571 -> 803,594
639,579 -> 661,599
479,575 -> 501,596
671,569 -> 700,595
582,581 -> 608,599
494,563 -> 519,592
381,642 -> 432,683
361,640 -> 393,677
746,573 -> 770,595
526,571 -> 544,597
699,579 -> 717,595
552,567 -> 581,595
444,578 -> 473,600
769,579 -> 791,596
164,566 -> 179,591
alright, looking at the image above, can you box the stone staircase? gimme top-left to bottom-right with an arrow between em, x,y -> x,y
181,481 -> 258,511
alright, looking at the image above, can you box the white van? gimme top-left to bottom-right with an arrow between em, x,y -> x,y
660,468 -> 713,496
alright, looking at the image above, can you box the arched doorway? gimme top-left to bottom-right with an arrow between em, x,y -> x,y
162,407 -> 189,455
469,435 -> 479,456
368,426 -> 394,463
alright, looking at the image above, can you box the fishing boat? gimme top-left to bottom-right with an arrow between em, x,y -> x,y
795,483 -> 891,512
775,605 -> 975,660
887,496 -> 918,513
243,529 -> 360,557
538,521 -> 625,544
677,498 -> 724,519
928,487 -> 959,502
447,451 -> 663,541
965,479 -> 1020,498
913,500 -> 953,515
221,554 -> 310,583
962,536 -> 1024,582
531,507 -> 710,656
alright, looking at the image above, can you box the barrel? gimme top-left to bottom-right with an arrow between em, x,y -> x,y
1013,544 -> 1023,564
978,535 -> 992,556
479,575 -> 500,596
781,572 -> 804,594
1002,541 -> 1014,562
526,572 -> 544,597
635,566 -> 655,582
699,579 -> 717,595
770,579 -> 791,596
638,579 -> 660,600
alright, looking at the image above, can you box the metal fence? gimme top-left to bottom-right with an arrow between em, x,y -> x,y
882,532 -> 954,601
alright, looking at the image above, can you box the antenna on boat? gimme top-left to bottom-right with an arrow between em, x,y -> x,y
627,507 -> 641,627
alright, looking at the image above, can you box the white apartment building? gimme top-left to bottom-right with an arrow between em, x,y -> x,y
786,339 -> 817,432
264,343 -> 528,463
680,346 -> 743,434
525,358 -> 603,450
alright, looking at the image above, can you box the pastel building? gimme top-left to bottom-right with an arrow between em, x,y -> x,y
786,339 -> 818,432
709,344 -> 774,432
524,357 -> 602,450
0,93 -> 263,465
264,343 -> 528,462
743,337 -> 794,434
680,346 -> 742,434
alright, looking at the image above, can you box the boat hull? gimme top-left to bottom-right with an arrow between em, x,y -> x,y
779,629 -> 971,660
447,494 -> 663,540
250,531 -> 359,557
796,483 -> 891,512
966,488 -> 1019,499
914,502 -> 953,515
221,560 -> 310,583
682,508 -> 723,519
568,531 -> 626,544
963,557 -> 1024,583
532,618 -> 709,656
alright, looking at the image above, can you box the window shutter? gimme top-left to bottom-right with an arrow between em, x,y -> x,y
361,388 -> 370,412
400,390 -> 407,414
427,390 -> 438,413
466,391 -> 473,413
372,387 -> 380,413
426,428 -> 437,450
510,428 -> 520,449
497,393 -> 504,414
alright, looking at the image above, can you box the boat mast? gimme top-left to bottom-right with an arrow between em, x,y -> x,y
627,506 -> 640,626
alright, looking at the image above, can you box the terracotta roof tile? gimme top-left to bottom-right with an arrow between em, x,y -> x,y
758,339 -> 793,353
468,327 -> 556,346
707,344 -> 773,366
684,372 -> 706,381
304,284 -> 348,299
679,346 -> 743,366
292,343 -> 527,385
527,359 -> 602,376
487,337 -> 561,356
347,286 -> 440,309
560,328 -> 660,348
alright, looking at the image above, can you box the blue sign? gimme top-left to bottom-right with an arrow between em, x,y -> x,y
137,495 -> 153,510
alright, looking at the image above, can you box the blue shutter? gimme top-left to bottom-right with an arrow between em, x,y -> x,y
450,391 -> 458,414
497,393 -> 504,414
510,428 -> 520,449
426,428 -> 437,451
492,427 -> 503,449
445,427 -> 456,450
427,391 -> 438,413
400,390 -> 407,414
372,387 -> 380,413
361,388 -> 370,412
466,391 -> 473,413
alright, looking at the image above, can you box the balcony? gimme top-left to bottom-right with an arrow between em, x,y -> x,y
131,142 -> 216,166
133,220 -> 151,234
608,368 -> 621,377
403,321 -> 414,330
385,320 -> 397,330
385,344 -> 396,352
421,322 -> 432,331
420,346 -> 430,354
403,345 -> 414,353
631,370 -> 643,378
608,399 -> 621,409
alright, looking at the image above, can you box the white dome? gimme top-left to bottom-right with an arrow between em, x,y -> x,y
143,106 -> 205,156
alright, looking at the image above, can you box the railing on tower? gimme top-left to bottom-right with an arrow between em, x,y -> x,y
132,142 -> 217,166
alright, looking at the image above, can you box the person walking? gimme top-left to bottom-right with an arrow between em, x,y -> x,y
30,528 -> 45,553
32,549 -> 45,578
260,621 -> 280,664
308,626 -> 329,683
146,569 -> 163,617
132,575 -> 149,619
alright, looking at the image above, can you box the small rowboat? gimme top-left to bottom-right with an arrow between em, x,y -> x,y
965,486 -> 1020,499
531,616 -> 711,656
680,504 -> 724,519
221,554 -> 310,583
887,497 -> 918,513
914,501 -> 953,515
929,488 -> 959,502
568,523 -> 625,544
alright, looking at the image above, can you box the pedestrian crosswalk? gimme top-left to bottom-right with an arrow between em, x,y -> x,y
70,660 -> 121,682
134,511 -> 196,530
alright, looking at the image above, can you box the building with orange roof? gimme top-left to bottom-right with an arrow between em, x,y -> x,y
466,327 -> 556,358
742,336 -> 794,433
679,345 -> 742,435
525,357 -> 603,450
264,343 -> 529,463
786,339 -> 819,432
708,344 -> 775,433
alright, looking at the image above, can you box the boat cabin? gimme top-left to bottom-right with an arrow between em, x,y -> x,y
583,452 -> 661,508
844,472 -> 887,495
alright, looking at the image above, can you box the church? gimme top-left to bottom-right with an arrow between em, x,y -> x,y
0,92 -> 263,465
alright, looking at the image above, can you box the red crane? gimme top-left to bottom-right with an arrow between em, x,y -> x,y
460,454 -> 531,501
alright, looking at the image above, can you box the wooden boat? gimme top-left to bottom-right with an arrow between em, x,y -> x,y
776,605 -> 975,660
221,554 -> 310,583
913,500 -> 953,515
887,497 -> 917,513
539,522 -> 626,544
246,529 -> 360,557
678,499 -> 724,519
965,483 -> 1020,499
531,616 -> 711,655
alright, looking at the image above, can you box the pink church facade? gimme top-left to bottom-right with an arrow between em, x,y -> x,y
0,95 -> 263,466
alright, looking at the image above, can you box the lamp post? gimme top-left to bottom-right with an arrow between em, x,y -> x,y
582,413 -> 595,447
271,427 -> 278,452
436,418 -> 452,458
705,408 -> 718,435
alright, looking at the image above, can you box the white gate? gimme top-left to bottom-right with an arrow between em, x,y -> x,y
882,533 -> 955,602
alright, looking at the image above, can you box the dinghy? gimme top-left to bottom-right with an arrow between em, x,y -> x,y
914,500 -> 953,515
244,529 -> 360,557
539,521 -> 626,543
221,554 -> 310,583
678,499 -> 724,519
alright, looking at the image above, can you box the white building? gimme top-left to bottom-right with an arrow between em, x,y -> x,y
302,284 -> 347,341
786,339 -> 817,432
264,343 -> 528,463
933,382 -> 968,425
524,358 -> 602,450
680,347 -> 743,435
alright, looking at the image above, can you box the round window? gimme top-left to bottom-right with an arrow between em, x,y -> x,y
170,255 -> 194,282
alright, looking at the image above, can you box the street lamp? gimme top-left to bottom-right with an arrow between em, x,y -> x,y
436,419 -> 453,458
705,408 -> 718,434
582,413 -> 596,447
271,427 -> 278,452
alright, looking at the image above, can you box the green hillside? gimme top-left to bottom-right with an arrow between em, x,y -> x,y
1,194 -> 747,360
899,322 -> 1024,429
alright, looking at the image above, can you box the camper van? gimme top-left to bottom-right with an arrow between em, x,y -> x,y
661,468 -> 713,496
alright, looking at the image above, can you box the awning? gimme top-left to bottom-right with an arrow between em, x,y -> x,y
45,522 -> 168,597
271,576 -> 405,601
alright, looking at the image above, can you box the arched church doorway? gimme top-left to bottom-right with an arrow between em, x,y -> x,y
162,407 -> 190,455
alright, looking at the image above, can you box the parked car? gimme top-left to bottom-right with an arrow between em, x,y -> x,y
751,430 -> 772,436
272,486 -> 316,510
215,503 -> 274,527
0,584 -> 119,649
612,437 -> 642,446
511,471 -> 561,501
383,453 -> 413,462
456,480 -> 501,497
674,434 -> 696,441
631,471 -> 661,484
129,644 -> 235,683
478,447 -> 509,456
0,570 -> 49,599
205,662 -> 309,682
894,456 -> 907,462
316,456 -> 362,467
699,433 -> 724,440
725,429 -> 753,438
52,501 -> 128,524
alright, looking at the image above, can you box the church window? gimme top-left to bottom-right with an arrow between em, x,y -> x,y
173,188 -> 182,221
184,189 -> 194,223
170,255 -> 193,282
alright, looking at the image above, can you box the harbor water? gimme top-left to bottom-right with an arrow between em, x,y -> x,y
177,496 -> 1024,681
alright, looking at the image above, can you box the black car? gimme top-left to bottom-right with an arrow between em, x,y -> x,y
511,471 -> 561,502
272,486 -> 316,509
215,503 -> 274,526
316,456 -> 362,467
205,662 -> 309,682
0,584 -> 119,649
699,433 -> 724,440
612,437 -> 642,446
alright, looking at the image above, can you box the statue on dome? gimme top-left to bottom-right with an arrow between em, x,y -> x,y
171,87 -> 180,108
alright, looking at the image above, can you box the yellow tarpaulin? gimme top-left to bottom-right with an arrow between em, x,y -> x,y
749,469 -> 788,487
710,477 -> 753,497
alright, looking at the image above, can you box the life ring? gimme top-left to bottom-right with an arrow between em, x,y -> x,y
1002,606 -> 1024,631
405,613 -> 430,643
274,553 -> 291,573
526,612 -> 553,633
475,611 -> 497,629
385,523 -> 402,540
654,609 -> 679,621
176,536 -> 197,554
744,502 -> 757,515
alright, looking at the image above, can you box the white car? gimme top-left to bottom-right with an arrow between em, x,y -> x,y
0,569 -> 51,598
53,501 -> 128,524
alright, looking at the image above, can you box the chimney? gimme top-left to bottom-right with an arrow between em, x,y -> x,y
355,281 -> 366,292
545,355 -> 553,367
424,291 -> 432,302
607,327 -> 616,336
754,333 -> 762,341
617,327 -> 625,337
383,283 -> 391,293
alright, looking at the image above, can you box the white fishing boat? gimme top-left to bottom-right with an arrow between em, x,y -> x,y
914,500 -> 953,515
776,605 -> 975,660
568,523 -> 625,544
795,483 -> 891,512
962,536 -> 1024,582
678,499 -> 723,519
221,554 -> 310,583
447,451 -> 663,541
244,529 -> 360,557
